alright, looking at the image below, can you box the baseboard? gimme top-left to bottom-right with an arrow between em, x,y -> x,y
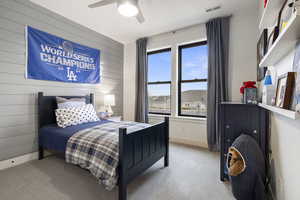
0,152 -> 38,171
170,137 -> 208,149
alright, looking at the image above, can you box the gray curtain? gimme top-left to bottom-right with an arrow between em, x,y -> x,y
206,17 -> 230,152
135,38 -> 148,123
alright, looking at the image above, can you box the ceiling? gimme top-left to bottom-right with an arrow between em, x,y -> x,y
30,0 -> 257,44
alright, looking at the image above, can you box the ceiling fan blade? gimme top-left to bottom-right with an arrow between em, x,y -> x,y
88,0 -> 117,8
136,5 -> 145,23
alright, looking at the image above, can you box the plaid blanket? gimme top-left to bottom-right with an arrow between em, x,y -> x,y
65,121 -> 151,190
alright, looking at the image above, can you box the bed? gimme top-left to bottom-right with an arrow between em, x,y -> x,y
37,92 -> 169,200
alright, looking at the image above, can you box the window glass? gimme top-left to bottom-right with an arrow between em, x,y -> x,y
148,84 -> 171,114
179,42 -> 208,117
147,49 -> 172,115
148,50 -> 172,82
180,82 -> 207,116
181,45 -> 208,80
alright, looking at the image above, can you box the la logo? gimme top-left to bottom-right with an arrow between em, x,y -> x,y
67,67 -> 77,81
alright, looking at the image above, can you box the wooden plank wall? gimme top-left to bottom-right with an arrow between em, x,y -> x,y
0,0 -> 124,160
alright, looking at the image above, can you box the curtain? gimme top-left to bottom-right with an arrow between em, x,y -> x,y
135,38 -> 148,123
206,17 -> 230,152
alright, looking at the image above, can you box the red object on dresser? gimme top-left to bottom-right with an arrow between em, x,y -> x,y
240,81 -> 257,94
264,0 -> 268,8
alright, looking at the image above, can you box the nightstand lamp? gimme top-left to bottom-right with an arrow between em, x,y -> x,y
104,94 -> 115,117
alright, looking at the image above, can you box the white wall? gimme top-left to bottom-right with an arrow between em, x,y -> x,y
123,7 -> 259,148
270,114 -> 300,200
149,116 -> 208,148
228,9 -> 259,101
268,50 -> 300,200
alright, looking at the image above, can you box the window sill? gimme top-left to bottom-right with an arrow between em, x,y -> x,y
174,115 -> 206,121
148,114 -> 207,124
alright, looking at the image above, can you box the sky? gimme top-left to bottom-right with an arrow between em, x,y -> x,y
148,44 -> 208,96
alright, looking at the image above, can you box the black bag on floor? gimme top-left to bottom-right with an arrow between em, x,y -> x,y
227,134 -> 266,200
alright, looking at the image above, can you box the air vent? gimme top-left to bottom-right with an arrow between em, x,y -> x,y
206,6 -> 221,13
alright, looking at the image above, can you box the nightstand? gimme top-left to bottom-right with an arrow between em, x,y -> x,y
108,116 -> 122,122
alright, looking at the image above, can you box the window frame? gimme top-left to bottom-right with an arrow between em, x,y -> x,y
178,41 -> 208,118
147,48 -> 172,116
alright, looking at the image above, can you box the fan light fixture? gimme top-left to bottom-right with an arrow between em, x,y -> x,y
88,0 -> 145,23
118,0 -> 139,17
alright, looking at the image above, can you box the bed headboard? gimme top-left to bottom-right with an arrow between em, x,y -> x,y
38,92 -> 94,128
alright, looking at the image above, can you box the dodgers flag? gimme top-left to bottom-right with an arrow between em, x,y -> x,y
26,26 -> 100,84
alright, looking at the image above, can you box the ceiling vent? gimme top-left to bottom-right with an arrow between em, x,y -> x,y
206,6 -> 221,13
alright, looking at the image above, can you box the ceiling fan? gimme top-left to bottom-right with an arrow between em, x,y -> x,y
88,0 -> 145,23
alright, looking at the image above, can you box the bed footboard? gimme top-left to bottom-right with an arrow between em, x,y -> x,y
118,117 -> 169,200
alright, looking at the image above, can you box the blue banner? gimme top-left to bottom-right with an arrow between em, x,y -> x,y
26,26 -> 100,84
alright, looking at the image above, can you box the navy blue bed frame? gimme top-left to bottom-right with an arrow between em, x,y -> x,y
37,92 -> 169,200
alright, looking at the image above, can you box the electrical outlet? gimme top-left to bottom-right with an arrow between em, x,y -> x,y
0,152 -> 38,170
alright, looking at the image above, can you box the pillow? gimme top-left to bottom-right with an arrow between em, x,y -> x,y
56,96 -> 86,109
55,104 -> 99,128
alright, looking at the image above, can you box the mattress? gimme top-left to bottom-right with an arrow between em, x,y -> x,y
39,120 -> 111,153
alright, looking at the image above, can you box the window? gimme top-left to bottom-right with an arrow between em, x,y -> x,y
147,48 -> 172,115
178,41 -> 208,117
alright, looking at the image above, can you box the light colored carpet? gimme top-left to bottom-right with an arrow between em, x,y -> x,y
0,144 -> 234,200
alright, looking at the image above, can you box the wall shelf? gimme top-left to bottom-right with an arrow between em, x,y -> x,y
259,12 -> 300,67
259,0 -> 283,30
258,103 -> 300,120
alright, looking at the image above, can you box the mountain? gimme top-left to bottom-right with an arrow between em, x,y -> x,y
181,90 -> 207,103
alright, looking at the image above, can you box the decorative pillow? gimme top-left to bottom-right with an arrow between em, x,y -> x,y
55,104 -> 99,128
56,96 -> 86,109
